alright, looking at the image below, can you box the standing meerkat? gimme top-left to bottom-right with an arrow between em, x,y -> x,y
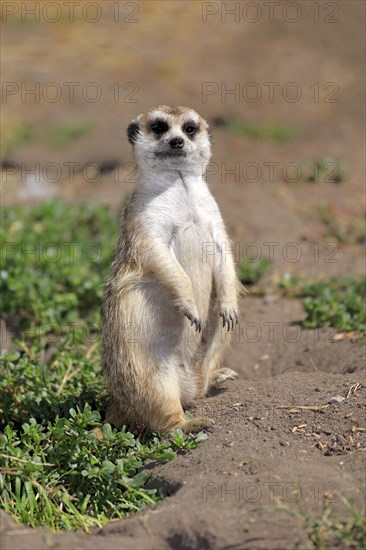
102,105 -> 241,434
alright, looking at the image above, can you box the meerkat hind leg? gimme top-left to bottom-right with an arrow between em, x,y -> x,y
201,321 -> 238,392
201,333 -> 237,392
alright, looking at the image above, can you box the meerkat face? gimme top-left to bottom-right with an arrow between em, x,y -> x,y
127,105 -> 212,173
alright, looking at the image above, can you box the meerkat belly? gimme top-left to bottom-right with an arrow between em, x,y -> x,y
170,213 -> 215,313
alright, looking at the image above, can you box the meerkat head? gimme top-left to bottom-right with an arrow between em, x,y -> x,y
127,105 -> 212,174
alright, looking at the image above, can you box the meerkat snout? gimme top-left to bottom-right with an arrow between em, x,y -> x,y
169,136 -> 185,149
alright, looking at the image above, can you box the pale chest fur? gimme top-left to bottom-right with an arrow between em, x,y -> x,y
135,173 -> 221,303
140,173 -> 221,249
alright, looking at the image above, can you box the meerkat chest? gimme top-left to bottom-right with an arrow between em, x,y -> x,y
176,196 -> 210,228
141,176 -> 221,250
171,186 -> 216,237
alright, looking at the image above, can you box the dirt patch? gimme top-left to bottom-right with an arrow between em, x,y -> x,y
231,296 -> 365,380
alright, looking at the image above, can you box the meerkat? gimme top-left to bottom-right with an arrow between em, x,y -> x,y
101,105 -> 241,435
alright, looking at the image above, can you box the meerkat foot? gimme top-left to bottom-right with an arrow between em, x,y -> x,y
209,368 -> 238,388
91,402 -> 125,441
91,426 -> 105,440
177,416 -> 214,434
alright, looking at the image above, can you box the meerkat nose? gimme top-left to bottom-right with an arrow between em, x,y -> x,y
169,137 -> 185,149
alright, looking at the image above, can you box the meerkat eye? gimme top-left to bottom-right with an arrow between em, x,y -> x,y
183,123 -> 197,137
150,120 -> 169,135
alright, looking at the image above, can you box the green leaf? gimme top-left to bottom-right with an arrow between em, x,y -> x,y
102,423 -> 112,439
101,460 -> 116,476
132,471 -> 149,488
24,481 -> 37,515
195,432 -> 208,443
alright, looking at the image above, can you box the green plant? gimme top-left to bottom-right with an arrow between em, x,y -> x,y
1,119 -> 93,156
0,399 -> 205,531
315,201 -> 364,244
0,199 -> 118,333
302,279 -> 366,333
215,117 -> 295,141
0,336 -> 206,531
278,277 -> 366,334
277,273 -> 302,295
0,337 -> 107,426
1,121 -> 34,156
170,428 -> 207,450
237,257 -> 272,285
277,496 -> 366,549
45,120 -> 94,150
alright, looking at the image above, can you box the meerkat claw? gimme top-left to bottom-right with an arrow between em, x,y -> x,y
220,310 -> 238,332
194,319 -> 202,332
186,313 -> 201,332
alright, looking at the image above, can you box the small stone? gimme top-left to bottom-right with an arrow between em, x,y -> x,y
280,441 -> 290,447
328,396 -> 345,404
263,295 -> 278,305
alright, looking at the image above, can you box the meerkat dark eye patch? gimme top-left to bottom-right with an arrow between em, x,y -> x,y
127,122 -> 140,144
150,119 -> 169,136
183,121 -> 198,138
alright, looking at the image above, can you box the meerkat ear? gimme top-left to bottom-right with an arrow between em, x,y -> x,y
127,121 -> 140,144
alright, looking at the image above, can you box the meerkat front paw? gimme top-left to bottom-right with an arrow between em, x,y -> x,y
176,300 -> 202,332
184,310 -> 202,332
219,304 -> 238,331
